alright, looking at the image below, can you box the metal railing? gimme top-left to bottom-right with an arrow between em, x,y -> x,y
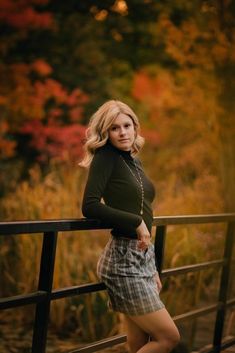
0,213 -> 235,353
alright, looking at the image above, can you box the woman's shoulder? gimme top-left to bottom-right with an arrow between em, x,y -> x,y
95,142 -> 119,158
92,142 -> 119,165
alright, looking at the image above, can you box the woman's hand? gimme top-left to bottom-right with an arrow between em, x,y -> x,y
155,272 -> 162,293
136,220 -> 151,251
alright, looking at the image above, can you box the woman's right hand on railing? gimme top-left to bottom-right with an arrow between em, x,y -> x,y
136,220 -> 151,251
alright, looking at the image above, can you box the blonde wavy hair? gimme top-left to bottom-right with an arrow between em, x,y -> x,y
79,100 -> 145,168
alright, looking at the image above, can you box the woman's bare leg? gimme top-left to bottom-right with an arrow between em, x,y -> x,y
124,315 -> 149,353
127,308 -> 180,353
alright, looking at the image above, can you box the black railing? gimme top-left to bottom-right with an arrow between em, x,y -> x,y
0,213 -> 235,353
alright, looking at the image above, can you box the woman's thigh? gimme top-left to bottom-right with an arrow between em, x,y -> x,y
127,308 -> 180,343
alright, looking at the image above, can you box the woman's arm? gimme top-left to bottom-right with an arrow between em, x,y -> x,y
82,148 -> 142,229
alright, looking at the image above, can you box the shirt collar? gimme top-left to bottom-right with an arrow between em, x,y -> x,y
107,140 -> 133,160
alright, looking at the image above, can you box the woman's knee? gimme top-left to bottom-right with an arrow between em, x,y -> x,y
159,327 -> 181,351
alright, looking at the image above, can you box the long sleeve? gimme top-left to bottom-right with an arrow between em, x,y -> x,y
82,147 -> 142,229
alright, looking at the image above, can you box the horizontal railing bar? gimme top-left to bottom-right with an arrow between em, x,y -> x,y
68,334 -> 126,353
1,213 -> 235,235
68,312 -> 235,353
2,287 -> 234,316
221,337 -> 235,350
67,310 -> 235,353
173,303 -> 221,322
174,299 -> 235,323
67,334 -> 235,353
161,259 -> 225,277
227,298 -> 235,307
0,291 -> 47,310
51,283 -> 106,300
0,219 -> 108,235
192,336 -> 235,353
153,213 -> 235,226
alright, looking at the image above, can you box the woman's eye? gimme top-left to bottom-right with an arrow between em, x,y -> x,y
111,126 -> 117,131
125,124 -> 131,128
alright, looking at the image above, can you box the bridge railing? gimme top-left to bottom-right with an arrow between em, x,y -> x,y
0,213 -> 235,353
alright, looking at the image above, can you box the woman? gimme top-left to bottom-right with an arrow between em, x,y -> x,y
80,100 -> 180,353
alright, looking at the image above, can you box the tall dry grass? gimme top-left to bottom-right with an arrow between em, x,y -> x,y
0,161 -> 121,341
0,159 -> 233,344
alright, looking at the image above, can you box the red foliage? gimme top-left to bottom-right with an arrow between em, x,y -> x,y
1,61 -> 89,161
0,0 -> 53,29
31,59 -> 52,76
132,71 -> 165,148
0,0 -> 90,163
141,128 -> 161,148
20,79 -> 89,161
132,71 -> 162,102
66,88 -> 89,107
21,120 -> 86,162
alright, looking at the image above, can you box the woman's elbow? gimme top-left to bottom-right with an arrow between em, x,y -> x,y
82,202 -> 95,218
82,203 -> 89,218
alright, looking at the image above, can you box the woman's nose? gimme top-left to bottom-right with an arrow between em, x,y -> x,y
119,127 -> 126,135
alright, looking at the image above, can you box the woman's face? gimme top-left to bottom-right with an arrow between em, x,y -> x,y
108,113 -> 136,151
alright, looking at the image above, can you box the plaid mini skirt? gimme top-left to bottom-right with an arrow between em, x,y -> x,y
97,236 -> 165,316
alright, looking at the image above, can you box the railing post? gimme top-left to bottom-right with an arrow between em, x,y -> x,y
154,225 -> 167,275
213,221 -> 235,353
32,231 -> 58,353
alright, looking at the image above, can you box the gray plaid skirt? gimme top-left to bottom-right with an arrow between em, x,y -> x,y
97,236 -> 165,316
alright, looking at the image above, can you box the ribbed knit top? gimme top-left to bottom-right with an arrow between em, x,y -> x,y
82,141 -> 156,238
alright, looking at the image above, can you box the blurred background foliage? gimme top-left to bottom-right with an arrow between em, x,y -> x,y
0,0 -> 235,351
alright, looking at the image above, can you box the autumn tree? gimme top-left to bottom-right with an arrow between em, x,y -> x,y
124,0 -> 234,214
0,0 -> 89,196
1,0 -> 234,210
153,0 -> 235,212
